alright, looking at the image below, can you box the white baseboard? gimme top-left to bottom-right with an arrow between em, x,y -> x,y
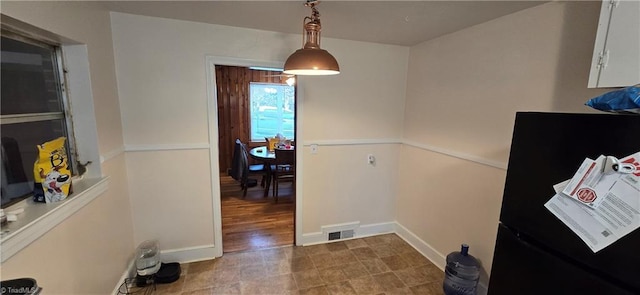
111,256 -> 136,295
300,221 -> 396,245
160,244 -> 217,264
113,224 -> 489,294
359,221 -> 396,237
299,231 -> 324,245
111,244 -> 217,294
395,222 -> 488,295
394,222 -> 447,270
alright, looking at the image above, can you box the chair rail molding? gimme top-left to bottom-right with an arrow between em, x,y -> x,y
402,140 -> 507,170
299,138 -> 506,170
100,145 -> 125,163
302,138 -> 402,146
124,143 -> 210,152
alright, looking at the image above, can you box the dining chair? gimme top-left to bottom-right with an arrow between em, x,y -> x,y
271,148 -> 295,202
229,139 -> 244,182
232,139 -> 268,197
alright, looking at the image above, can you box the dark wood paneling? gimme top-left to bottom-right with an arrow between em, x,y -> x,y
216,66 -> 289,172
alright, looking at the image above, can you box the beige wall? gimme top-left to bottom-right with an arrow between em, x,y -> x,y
0,156 -> 133,294
302,144 -> 399,233
397,0 -> 610,284
110,12 -> 409,251
0,2 -> 134,294
124,150 -> 214,249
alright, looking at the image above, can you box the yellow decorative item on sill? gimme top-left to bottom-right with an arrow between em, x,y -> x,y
32,137 -> 72,203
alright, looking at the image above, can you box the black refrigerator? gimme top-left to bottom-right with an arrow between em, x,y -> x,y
487,112 -> 640,295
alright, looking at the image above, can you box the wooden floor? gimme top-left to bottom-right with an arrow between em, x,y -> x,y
220,175 -> 294,253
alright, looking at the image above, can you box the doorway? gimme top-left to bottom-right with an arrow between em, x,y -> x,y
214,64 -> 296,253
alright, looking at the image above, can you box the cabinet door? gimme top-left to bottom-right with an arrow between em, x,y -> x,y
588,0 -> 640,88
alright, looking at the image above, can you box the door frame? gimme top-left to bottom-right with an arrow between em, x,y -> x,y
205,56 -> 303,257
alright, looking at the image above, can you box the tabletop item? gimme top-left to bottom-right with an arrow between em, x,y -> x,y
249,146 -> 296,161
267,133 -> 294,151
277,139 -> 293,150
266,137 -> 279,152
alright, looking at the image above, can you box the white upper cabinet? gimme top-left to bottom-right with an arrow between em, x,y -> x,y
588,0 -> 640,88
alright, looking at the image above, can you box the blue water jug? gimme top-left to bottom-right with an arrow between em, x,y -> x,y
443,244 -> 480,295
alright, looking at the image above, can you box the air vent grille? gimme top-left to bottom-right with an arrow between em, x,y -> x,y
327,229 -> 355,241
322,222 -> 360,241
341,229 -> 354,239
328,232 -> 341,240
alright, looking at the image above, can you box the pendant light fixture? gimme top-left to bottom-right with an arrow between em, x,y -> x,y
283,0 -> 340,76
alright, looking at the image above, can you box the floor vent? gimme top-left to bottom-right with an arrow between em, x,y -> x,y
341,229 -> 355,239
322,222 -> 359,241
328,232 -> 341,241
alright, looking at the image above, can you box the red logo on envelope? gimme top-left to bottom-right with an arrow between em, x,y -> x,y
621,157 -> 640,177
577,188 -> 597,204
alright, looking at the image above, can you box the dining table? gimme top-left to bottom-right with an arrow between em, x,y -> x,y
248,146 -> 295,197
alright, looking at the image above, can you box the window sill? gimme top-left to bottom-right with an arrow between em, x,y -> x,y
1,177 -> 109,262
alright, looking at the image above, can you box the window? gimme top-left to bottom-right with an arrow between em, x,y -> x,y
249,82 -> 295,141
1,32 -> 76,208
1,17 -> 106,263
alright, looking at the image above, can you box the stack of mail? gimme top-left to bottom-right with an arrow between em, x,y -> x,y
544,152 -> 640,252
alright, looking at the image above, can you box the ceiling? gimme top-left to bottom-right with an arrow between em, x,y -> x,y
99,1 -> 547,46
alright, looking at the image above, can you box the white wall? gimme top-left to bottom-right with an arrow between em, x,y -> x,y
302,144 -> 399,233
397,0 -> 610,285
110,12 -> 409,255
0,2 -> 134,294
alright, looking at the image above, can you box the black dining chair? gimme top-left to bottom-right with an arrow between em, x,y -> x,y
229,139 -> 244,182
231,139 -> 268,197
271,148 -> 295,202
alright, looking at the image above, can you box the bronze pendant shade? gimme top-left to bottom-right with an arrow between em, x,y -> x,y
283,1 -> 340,76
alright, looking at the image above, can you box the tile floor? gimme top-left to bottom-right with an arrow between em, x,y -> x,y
153,234 -> 445,295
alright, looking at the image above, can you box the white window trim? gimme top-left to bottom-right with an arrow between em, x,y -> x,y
0,16 -> 106,261
60,44 -> 102,179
